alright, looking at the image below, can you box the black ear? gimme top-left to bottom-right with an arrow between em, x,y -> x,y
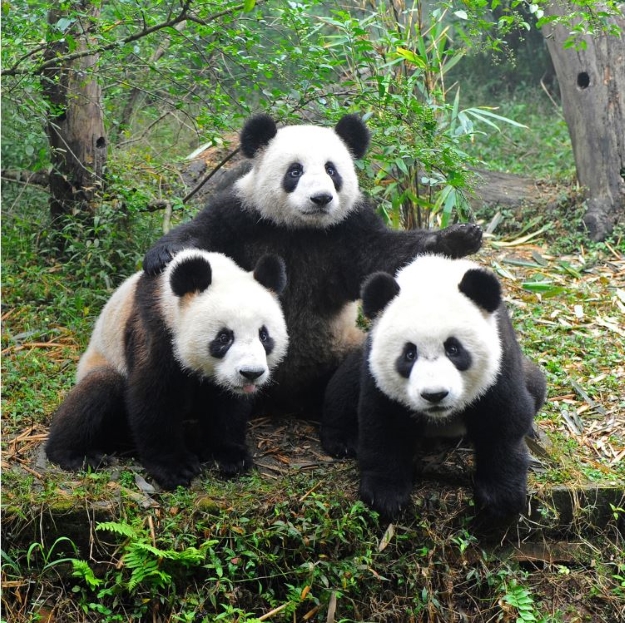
254,254 -> 287,296
170,256 -> 212,298
334,114 -> 370,159
458,268 -> 501,313
240,114 -> 278,158
361,272 -> 400,319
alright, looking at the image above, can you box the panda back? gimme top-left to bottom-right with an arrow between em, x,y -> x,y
76,272 -> 142,382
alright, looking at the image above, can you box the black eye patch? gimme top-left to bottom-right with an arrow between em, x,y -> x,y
259,325 -> 275,356
444,337 -> 472,371
325,161 -> 343,192
395,342 -> 417,378
283,163 -> 303,193
209,328 -> 234,359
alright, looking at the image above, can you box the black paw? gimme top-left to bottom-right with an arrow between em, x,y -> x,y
143,244 -> 183,276
143,454 -> 201,490
359,474 -> 412,518
474,478 -> 527,518
46,447 -> 112,471
320,426 -> 358,459
213,445 -> 253,477
428,223 -> 483,259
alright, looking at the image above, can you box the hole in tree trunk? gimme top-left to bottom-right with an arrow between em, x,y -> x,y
96,137 -> 106,148
577,72 -> 590,89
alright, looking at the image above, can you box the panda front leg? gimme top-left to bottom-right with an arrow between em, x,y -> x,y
125,372 -> 201,490
421,222 -> 483,259
358,382 -> 419,518
466,402 -> 533,518
320,348 -> 363,459
196,387 -> 253,477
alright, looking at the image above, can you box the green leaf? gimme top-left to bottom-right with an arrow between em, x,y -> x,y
395,47 -> 426,69
243,0 -> 256,11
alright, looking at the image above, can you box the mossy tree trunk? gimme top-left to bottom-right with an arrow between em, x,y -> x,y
42,2 -> 107,241
542,3 -> 625,241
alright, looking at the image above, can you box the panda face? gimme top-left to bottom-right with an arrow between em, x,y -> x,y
161,251 -> 288,395
235,116 -> 369,229
366,255 -> 503,421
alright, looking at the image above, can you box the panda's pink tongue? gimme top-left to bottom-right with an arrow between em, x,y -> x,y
243,384 -> 257,394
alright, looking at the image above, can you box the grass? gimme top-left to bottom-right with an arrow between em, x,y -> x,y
2,86 -> 624,622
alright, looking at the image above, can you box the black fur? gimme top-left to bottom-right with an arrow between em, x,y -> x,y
240,114 -> 278,158
254,254 -> 287,295
361,271 -> 401,319
170,255 -> 212,297
334,114 -> 370,159
143,116 -> 483,415
458,268 -> 501,313
322,273 -> 546,519
44,255 -> 287,489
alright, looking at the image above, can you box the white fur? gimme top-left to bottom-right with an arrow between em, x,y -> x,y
77,272 -> 140,381
235,124 -> 362,228
368,255 -> 502,422
160,250 -> 289,395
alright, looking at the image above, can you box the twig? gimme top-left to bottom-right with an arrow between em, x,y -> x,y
257,602 -> 290,621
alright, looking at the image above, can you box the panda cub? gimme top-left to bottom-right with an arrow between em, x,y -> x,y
45,250 -> 289,490
322,255 -> 546,518
143,114 -> 483,415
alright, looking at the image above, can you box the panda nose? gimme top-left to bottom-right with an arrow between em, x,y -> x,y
421,390 -> 449,404
310,193 -> 333,206
240,367 -> 265,381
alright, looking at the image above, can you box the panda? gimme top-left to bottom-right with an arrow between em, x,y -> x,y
143,114 -> 483,415
45,250 -> 289,490
321,254 -> 546,518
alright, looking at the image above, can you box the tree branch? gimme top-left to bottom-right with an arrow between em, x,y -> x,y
2,1 -> 247,77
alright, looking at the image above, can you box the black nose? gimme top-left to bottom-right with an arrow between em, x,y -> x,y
421,390 -> 449,404
240,368 -> 265,381
310,193 -> 332,206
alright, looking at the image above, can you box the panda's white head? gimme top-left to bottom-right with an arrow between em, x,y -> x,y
363,255 -> 503,422
160,250 -> 289,396
234,114 -> 370,228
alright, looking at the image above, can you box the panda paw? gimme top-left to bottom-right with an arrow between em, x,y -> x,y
359,474 -> 412,518
213,446 -> 254,477
143,243 -> 184,276
474,479 -> 527,518
144,454 -> 201,490
319,426 -> 358,459
46,447 -> 112,471
428,223 -> 483,259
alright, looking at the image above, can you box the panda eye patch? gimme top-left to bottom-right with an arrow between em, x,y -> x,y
259,325 -> 275,355
209,328 -> 234,359
395,342 -> 417,379
287,163 -> 303,178
325,162 -> 337,176
404,343 -> 417,361
444,337 -> 472,371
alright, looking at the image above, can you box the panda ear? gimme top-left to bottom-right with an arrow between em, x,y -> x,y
334,114 -> 370,159
458,268 -> 501,313
170,256 -> 212,298
240,114 -> 278,158
254,254 -> 287,296
361,272 -> 400,319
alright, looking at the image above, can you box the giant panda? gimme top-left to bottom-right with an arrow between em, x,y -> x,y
45,250 -> 289,490
143,114 -> 483,415
321,254 -> 546,518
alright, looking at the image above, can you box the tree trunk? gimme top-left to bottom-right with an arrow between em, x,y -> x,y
42,3 -> 107,235
542,4 -> 625,241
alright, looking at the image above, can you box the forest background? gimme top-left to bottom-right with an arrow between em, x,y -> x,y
2,1 -> 625,622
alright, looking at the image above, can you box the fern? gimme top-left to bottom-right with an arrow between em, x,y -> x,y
96,521 -> 138,539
